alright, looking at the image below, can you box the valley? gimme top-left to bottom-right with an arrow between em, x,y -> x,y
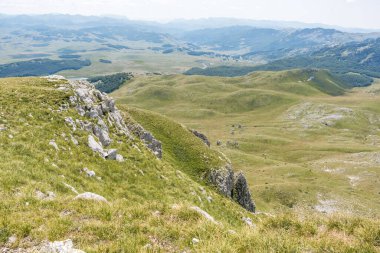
112,70 -> 380,217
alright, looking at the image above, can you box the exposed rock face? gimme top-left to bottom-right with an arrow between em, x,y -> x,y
233,172 -> 256,212
208,164 -> 234,198
65,79 -> 162,159
190,129 -> 210,147
208,164 -> 255,212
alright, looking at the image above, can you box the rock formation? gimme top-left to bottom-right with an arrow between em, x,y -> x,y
190,129 -> 211,147
233,172 -> 256,212
57,77 -> 162,159
208,164 -> 255,212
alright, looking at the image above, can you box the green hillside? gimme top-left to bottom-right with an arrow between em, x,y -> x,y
0,75 -> 379,252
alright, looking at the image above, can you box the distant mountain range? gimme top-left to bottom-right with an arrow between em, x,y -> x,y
0,14 -> 379,79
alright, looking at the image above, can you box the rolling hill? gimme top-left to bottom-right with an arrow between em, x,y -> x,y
112,70 -> 380,221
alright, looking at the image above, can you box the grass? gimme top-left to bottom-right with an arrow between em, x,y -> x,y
112,69 -> 380,218
0,76 -> 379,252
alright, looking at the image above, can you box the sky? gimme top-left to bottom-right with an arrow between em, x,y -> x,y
0,0 -> 380,29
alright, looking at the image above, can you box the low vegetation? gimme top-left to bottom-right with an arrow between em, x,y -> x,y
0,59 -> 91,78
88,72 -> 133,93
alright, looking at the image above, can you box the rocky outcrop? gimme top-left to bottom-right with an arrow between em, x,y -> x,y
190,129 -> 210,147
208,164 -> 234,198
126,123 -> 162,159
233,172 -> 256,212
56,77 -> 162,159
208,164 -> 255,212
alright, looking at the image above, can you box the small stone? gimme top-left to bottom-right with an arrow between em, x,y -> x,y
192,238 -> 200,244
7,235 -> 17,245
242,217 -> 256,228
74,192 -> 108,202
190,206 -> 218,224
70,135 -> 79,145
65,117 -> 77,131
8,134 -> 13,139
63,183 -> 79,194
207,196 -> 213,203
49,140 -> 59,151
83,167 -> 96,177
116,154 -> 124,162
228,230 -> 237,235
216,140 -> 222,146
105,149 -> 118,160
35,190 -> 55,200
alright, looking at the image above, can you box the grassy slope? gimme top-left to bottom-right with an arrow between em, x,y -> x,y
112,69 -> 380,218
0,77 -> 379,252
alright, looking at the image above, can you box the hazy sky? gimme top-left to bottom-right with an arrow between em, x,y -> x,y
1,0 -> 380,29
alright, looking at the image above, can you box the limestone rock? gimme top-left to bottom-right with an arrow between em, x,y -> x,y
190,129 -> 211,147
127,123 -> 162,159
88,135 -> 105,156
242,217 -> 256,228
49,140 -> 59,151
70,135 -> 79,145
92,125 -> 111,147
40,239 -> 86,253
74,192 -> 107,202
116,154 -> 124,162
190,206 -> 217,224
192,238 -> 200,244
82,167 -> 96,177
105,149 -> 118,160
35,190 -> 56,201
208,164 -> 234,198
65,117 -> 76,131
232,172 -> 255,212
